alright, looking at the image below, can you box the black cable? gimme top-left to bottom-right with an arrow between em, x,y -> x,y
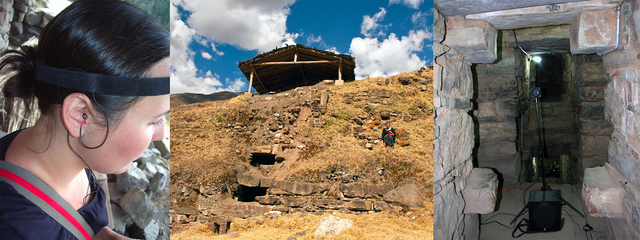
512,218 -> 529,238
480,213 -> 520,229
482,221 -> 512,229
67,132 -> 99,206
79,93 -> 109,149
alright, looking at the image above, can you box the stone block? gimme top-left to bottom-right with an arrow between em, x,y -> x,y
579,86 -> 605,101
340,183 -> 393,198
311,199 -> 343,209
280,197 -> 306,207
383,179 -> 427,208
144,219 -> 159,240
477,101 -> 498,119
24,9 -> 43,26
347,200 -> 372,211
580,101 -> 605,119
435,53 -> 473,99
320,92 -> 328,107
271,181 -> 329,196
10,21 -> 23,35
495,99 -> 518,118
119,187 -> 157,228
237,172 -> 261,187
580,134 -> 611,157
433,108 -> 474,182
173,207 -> 199,215
335,80 -> 344,86
111,204 -> 127,235
582,166 -> 626,218
244,92 -> 253,98
570,8 -> 617,54
444,24 -> 497,63
579,118 -> 613,135
581,155 -> 608,170
314,216 -> 353,237
373,201 -> 390,211
477,142 -> 516,159
137,149 -> 157,165
434,181 -> 464,240
609,137 -> 640,190
479,121 -> 517,143
148,170 -> 168,194
461,168 -> 498,214
252,145 -> 272,154
108,182 -> 124,202
256,195 -> 280,205
577,62 -> 608,86
116,166 -> 149,193
478,153 -> 521,186
477,76 -> 517,100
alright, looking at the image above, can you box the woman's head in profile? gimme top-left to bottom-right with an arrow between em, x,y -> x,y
1,0 -> 170,174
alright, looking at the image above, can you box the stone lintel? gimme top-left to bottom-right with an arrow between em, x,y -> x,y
461,168 -> 498,214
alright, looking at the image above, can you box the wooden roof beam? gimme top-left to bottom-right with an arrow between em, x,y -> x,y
253,60 -> 340,66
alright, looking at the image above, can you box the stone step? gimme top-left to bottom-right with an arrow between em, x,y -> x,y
582,164 -> 626,218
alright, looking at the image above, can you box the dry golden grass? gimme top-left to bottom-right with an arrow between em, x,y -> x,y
173,201 -> 433,240
288,72 -> 433,188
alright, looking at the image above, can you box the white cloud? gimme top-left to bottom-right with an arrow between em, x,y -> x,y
326,47 -> 340,54
389,0 -> 423,9
361,8 -> 387,38
170,1 -> 229,94
281,32 -> 299,47
178,0 -> 297,52
307,34 -> 323,44
411,11 -> 429,29
349,30 -> 431,79
201,52 -> 212,59
171,0 -> 297,93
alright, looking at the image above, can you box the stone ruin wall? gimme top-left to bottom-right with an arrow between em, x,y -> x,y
599,0 -> 640,237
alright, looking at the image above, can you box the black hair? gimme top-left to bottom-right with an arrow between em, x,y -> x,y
0,0 -> 169,127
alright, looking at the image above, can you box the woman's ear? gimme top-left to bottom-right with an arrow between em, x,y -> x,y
61,93 -> 92,138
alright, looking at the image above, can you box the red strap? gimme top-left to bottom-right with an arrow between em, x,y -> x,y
0,169 -> 91,240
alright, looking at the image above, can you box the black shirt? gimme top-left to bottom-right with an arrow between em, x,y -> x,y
0,130 -> 108,239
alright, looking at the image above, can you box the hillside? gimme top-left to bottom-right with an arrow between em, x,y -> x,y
170,91 -> 241,108
170,66 -> 434,239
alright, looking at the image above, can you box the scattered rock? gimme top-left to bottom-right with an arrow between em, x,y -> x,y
119,187 -> 158,230
314,216 -> 354,237
116,166 -> 150,193
383,179 -> 427,208
398,76 -> 411,85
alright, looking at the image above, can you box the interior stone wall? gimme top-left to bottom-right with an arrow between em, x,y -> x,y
600,0 -> 640,237
474,31 -> 524,187
574,54 -> 612,179
433,9 -> 476,240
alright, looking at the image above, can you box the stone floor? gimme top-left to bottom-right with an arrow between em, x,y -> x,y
480,182 -> 606,240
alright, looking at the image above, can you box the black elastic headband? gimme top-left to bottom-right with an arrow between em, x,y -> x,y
34,59 -> 169,96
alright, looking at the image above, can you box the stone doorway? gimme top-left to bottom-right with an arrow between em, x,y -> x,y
434,1 -> 640,239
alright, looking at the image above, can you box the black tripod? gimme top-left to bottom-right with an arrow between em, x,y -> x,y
509,88 -> 587,236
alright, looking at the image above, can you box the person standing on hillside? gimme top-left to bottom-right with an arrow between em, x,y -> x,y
382,121 -> 396,148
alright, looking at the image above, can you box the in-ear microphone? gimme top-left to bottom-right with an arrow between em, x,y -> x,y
81,113 -> 87,126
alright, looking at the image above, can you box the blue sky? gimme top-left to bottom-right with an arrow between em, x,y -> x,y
170,0 -> 433,94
